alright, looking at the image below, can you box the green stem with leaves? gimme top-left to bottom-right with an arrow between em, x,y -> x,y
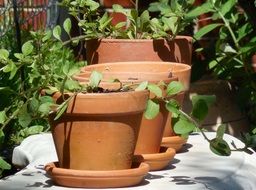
178,109 -> 211,142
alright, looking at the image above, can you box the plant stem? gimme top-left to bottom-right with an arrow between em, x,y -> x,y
1,105 -> 22,131
179,109 -> 211,142
135,0 -> 139,39
62,35 -> 87,46
217,10 -> 240,50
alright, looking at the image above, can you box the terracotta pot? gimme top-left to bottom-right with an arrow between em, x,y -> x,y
80,61 -> 191,90
99,0 -> 135,8
79,61 -> 191,138
76,62 -> 188,155
45,162 -> 149,188
86,37 -> 193,65
49,90 -> 149,171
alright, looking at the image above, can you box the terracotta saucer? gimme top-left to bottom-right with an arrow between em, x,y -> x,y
133,147 -> 176,171
161,136 -> 188,152
45,162 -> 149,188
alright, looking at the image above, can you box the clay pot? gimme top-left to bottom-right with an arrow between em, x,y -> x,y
49,89 -> 149,171
76,62 -> 187,155
86,37 -> 193,65
45,162 -> 149,188
99,0 -> 135,8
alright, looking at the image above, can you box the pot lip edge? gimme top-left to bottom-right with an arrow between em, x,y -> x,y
87,35 -> 193,43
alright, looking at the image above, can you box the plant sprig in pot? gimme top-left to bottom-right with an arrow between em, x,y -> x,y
59,0 -> 194,64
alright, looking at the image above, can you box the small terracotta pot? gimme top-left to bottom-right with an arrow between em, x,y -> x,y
86,37 -> 193,65
49,90 -> 149,171
76,62 -> 187,155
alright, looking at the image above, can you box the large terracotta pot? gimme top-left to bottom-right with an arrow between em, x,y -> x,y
86,37 -> 193,65
49,90 -> 149,171
75,62 -> 186,155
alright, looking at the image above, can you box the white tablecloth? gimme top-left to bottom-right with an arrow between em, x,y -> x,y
1,132 -> 256,190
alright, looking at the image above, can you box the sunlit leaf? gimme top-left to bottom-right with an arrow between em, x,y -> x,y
53,25 -> 62,41
135,81 -> 148,91
144,99 -> 160,119
0,157 -> 11,170
167,81 -> 184,96
210,138 -> 231,156
22,41 -> 34,56
63,18 -> 72,35
147,84 -> 162,98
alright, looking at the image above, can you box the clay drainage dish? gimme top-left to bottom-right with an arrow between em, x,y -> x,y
45,162 -> 149,188
161,136 -> 188,152
133,147 -> 176,171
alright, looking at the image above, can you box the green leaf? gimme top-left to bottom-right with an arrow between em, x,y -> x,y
63,18 -> 72,35
0,111 -> 7,125
167,81 -> 184,96
210,138 -> 231,156
186,2 -> 213,18
53,25 -> 62,41
2,61 -> 16,73
64,79 -> 81,91
219,0 -> 236,17
192,95 -> 216,108
0,129 -> 5,145
26,125 -> 44,135
14,53 -> 23,60
135,81 -> 148,91
89,71 -> 103,88
216,124 -> 226,140
22,41 -> 34,56
42,30 -> 52,42
140,10 -> 150,29
147,84 -> 162,98
237,23 -> 253,42
253,128 -> 256,135
39,96 -> 54,104
86,0 -> 100,11
38,102 -> 53,116
144,99 -> 160,120
162,16 -> 178,34
18,106 -> 32,128
28,97 -> 39,114
112,4 -> 126,14
220,43 -> 237,54
191,99 -> 208,122
165,99 -> 180,118
0,87 -> 17,94
54,97 -> 71,120
194,23 -> 222,40
0,157 -> 11,170
99,12 -> 112,31
173,116 -> 196,135
0,49 -> 9,60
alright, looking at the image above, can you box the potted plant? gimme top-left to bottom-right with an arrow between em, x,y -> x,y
60,0 -> 194,65
74,61 -> 191,154
0,26 -> 253,185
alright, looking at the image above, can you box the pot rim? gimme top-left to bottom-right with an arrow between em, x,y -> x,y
86,35 -> 193,43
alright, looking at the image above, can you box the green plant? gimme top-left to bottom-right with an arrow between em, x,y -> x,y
187,0 -> 256,149
0,29 -> 85,176
59,0 -> 195,41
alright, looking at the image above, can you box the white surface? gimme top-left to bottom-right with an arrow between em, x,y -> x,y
1,132 -> 256,190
